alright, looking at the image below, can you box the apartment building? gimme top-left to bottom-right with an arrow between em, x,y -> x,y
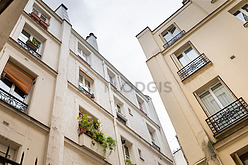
137,0 -> 248,164
0,0 -> 174,164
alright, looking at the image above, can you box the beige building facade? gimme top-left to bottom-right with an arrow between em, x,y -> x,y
137,0 -> 248,164
0,0 -> 174,165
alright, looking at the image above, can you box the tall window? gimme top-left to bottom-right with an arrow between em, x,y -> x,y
233,4 -> 248,23
78,48 -> 88,63
79,71 -> 93,93
0,61 -> 34,103
163,25 -> 180,43
32,8 -> 48,24
199,82 -> 235,115
177,46 -> 199,67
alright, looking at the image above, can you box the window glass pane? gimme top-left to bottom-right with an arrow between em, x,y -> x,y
185,47 -> 198,61
234,11 -> 247,23
177,54 -> 188,67
40,14 -> 47,22
0,77 -> 12,93
200,91 -> 221,115
12,85 -> 25,101
242,4 -> 248,12
85,79 -> 91,92
170,26 -> 180,36
32,8 -> 39,15
212,83 -> 235,107
19,30 -> 30,43
163,32 -> 173,42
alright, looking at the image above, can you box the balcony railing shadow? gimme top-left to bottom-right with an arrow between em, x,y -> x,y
163,30 -> 185,49
177,53 -> 210,81
205,97 -> 248,136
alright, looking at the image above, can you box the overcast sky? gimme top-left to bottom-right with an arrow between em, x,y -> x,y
43,0 -> 182,152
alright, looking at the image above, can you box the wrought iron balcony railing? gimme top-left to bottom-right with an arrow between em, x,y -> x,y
205,97 -> 248,136
17,39 -> 41,59
0,88 -> 28,112
163,30 -> 185,49
152,141 -> 160,152
177,53 -> 210,81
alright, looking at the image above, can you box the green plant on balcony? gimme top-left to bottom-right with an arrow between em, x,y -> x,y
125,158 -> 135,165
77,114 -> 116,155
28,38 -> 40,47
78,114 -> 91,134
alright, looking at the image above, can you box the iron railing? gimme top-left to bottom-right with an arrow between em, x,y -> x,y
0,88 -> 28,112
205,97 -> 248,136
17,39 -> 41,59
152,142 -> 160,152
79,86 -> 95,100
177,53 -> 210,81
163,30 -> 185,49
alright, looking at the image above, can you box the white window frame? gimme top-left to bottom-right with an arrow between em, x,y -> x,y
176,46 -> 199,67
78,48 -> 88,63
79,72 -> 93,93
163,25 -> 180,43
32,8 -> 48,23
198,81 -> 235,116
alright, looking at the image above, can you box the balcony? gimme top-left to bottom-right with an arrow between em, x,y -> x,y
17,39 -> 41,59
206,98 -> 248,136
0,88 -> 28,112
79,86 -> 95,100
163,30 -> 185,49
177,53 -> 210,81
152,141 -> 160,152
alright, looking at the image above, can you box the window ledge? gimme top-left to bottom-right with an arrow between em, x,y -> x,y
210,0 -> 217,3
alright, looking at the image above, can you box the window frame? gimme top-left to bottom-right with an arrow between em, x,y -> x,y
79,70 -> 94,93
233,4 -> 248,23
194,77 -> 237,117
19,29 -> 42,53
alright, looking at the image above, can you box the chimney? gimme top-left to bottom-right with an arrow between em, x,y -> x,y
86,33 -> 99,51
55,4 -> 70,23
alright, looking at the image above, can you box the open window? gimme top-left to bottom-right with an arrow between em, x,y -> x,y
114,97 -> 127,124
79,70 -> 94,99
0,61 -> 35,111
147,124 -> 160,151
18,24 -> 45,59
136,95 -> 146,114
107,69 -> 117,88
121,137 -> 134,164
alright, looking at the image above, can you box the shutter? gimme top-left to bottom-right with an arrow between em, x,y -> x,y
3,61 -> 34,95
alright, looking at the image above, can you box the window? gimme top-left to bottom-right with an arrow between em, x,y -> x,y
107,69 -> 117,87
232,146 -> 248,165
149,131 -> 155,143
177,46 -> 198,67
136,95 -> 146,113
117,104 -> 121,113
32,8 -> 48,24
233,4 -> 248,23
79,71 -> 93,93
18,29 -> 42,54
78,48 -> 88,62
163,25 -> 180,43
199,82 -> 235,115
121,138 -> 132,159
0,61 -> 34,103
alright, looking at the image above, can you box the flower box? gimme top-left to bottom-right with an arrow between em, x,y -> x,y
26,40 -> 38,51
39,20 -> 48,30
78,133 -> 105,158
30,12 -> 40,22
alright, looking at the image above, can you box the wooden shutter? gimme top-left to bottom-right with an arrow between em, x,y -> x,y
3,61 -> 34,95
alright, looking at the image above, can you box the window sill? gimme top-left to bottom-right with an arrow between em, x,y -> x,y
210,0 -> 217,3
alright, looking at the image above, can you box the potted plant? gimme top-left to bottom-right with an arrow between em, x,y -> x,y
125,158 -> 135,165
96,130 -> 104,144
77,114 -> 91,134
26,38 -> 40,51
102,136 -> 116,155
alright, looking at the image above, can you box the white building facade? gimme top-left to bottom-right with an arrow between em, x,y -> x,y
0,0 -> 173,164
